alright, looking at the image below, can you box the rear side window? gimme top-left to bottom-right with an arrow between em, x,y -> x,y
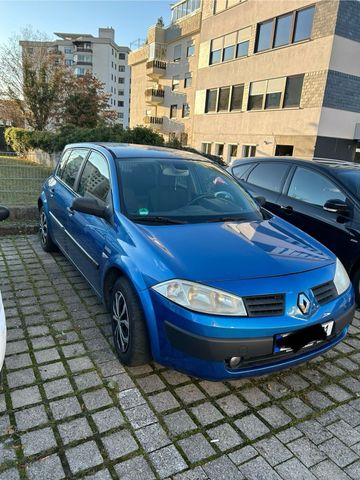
232,163 -> 253,180
247,162 -> 289,193
288,167 -> 346,206
77,151 -> 111,203
61,149 -> 89,190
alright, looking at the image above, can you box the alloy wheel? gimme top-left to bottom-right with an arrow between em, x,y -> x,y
113,290 -> 130,353
40,211 -> 48,246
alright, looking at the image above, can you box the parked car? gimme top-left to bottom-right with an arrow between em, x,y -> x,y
228,156 -> 360,304
0,206 -> 9,379
38,144 -> 354,380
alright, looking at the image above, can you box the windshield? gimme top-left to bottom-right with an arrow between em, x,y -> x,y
117,157 -> 264,224
336,170 -> 360,197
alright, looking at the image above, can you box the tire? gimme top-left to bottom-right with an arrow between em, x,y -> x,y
111,277 -> 151,366
352,267 -> 360,306
39,206 -> 57,252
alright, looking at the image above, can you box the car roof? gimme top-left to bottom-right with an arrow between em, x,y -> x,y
230,156 -> 360,173
64,142 -> 208,162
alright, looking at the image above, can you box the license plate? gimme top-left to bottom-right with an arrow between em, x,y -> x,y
274,320 -> 334,353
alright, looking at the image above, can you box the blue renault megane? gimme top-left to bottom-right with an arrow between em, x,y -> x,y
38,143 -> 355,380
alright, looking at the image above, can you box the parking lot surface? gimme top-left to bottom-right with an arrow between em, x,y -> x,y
1,235 -> 360,479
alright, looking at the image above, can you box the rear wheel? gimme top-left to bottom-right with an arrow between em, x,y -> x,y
111,277 -> 151,366
39,206 -> 57,252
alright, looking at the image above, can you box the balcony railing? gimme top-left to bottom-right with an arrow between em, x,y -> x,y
74,47 -> 93,53
144,115 -> 164,127
145,88 -> 165,105
74,61 -> 93,66
146,60 -> 167,79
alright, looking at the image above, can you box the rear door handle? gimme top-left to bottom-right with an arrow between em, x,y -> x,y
50,188 -> 55,198
66,207 -> 75,216
280,205 -> 293,214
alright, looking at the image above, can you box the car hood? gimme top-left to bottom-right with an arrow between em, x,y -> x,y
136,215 -> 335,283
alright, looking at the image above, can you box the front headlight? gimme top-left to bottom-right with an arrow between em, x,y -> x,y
152,280 -> 247,316
333,258 -> 351,296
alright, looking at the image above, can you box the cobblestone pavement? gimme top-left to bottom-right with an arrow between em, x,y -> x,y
1,235 -> 360,479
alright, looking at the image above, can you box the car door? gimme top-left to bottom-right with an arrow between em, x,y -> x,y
48,148 -> 90,252
278,166 -> 354,263
239,162 -> 292,217
65,150 -> 112,294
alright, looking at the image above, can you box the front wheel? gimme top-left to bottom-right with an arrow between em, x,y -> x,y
39,206 -> 57,252
111,277 -> 151,366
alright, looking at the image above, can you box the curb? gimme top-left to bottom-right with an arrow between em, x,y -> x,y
0,223 -> 38,236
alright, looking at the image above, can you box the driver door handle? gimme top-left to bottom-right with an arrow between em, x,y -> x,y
280,205 -> 293,214
67,207 -> 75,216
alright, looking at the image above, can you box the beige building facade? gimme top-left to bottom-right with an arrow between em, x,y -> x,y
129,0 -> 360,162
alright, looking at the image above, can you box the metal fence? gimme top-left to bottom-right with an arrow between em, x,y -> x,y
0,155 -> 52,206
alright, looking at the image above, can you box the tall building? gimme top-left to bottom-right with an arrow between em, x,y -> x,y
20,28 -> 131,127
129,0 -> 360,162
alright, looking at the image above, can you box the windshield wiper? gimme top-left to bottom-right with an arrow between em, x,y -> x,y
129,215 -> 187,225
204,216 -> 247,223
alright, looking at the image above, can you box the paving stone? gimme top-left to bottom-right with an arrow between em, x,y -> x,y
202,455 -> 244,480
50,397 -> 82,420
262,380 -> 289,399
258,406 -> 291,428
105,372 -> 135,391
297,419 -> 333,445
149,445 -> 187,478
98,360 -> 125,377
172,466 -> 208,480
240,387 -> 270,407
175,384 -> 206,404
21,426 -> 57,456
82,388 -> 112,410
58,417 -> 92,444
125,403 -> 157,429
235,414 -> 270,440
114,455 -> 156,480
149,391 -> 180,413
92,407 -> 124,433
74,371 -> 103,390
322,384 -> 352,402
179,433 -> 215,463
0,469 -> 20,480
6,339 -> 28,355
305,391 -> 334,410
199,380 -> 229,397
34,348 -> 60,364
318,437 -> 358,468
11,385 -> 41,409
191,402 -> 223,426
229,445 -> 258,465
333,404 -> 360,427
346,460 -> 360,480
276,457 -> 316,480
300,368 -> 324,385
135,423 -> 171,452
27,453 -> 65,480
313,460 -> 352,480
282,398 -> 313,419
44,378 -> 73,399
39,362 -> 67,381
137,374 -> 166,393
0,439 -> 16,462
84,470 -> 112,480
5,352 -> 32,370
255,437 -> 292,467
318,363 -> 345,378
163,410 -> 197,436
118,388 -> 146,410
216,394 -> 248,416
161,370 -> 190,386
327,419 -> 360,446
287,437 -> 326,468
207,423 -> 243,451
67,356 -> 94,373
31,335 -> 56,350
239,456 -> 282,480
340,376 -> 360,393
62,343 -> 86,358
66,440 -> 103,474
7,367 -> 36,388
15,404 -> 48,431
102,430 -> 138,460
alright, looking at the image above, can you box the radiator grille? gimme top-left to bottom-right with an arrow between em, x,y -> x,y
312,281 -> 337,305
243,294 -> 285,317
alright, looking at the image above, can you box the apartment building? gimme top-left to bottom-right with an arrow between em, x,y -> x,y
20,28 -> 131,127
129,0 -> 360,162
128,0 -> 201,146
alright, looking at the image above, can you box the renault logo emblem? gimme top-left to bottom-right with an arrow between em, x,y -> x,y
298,293 -> 310,315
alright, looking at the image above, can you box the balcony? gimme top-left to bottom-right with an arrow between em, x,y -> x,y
74,61 -> 93,66
146,60 -> 166,79
145,88 -> 165,105
74,47 -> 93,53
143,115 -> 163,130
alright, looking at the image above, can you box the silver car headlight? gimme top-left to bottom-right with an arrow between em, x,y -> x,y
152,280 -> 247,316
333,258 -> 350,296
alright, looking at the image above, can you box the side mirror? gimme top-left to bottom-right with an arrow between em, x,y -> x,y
323,199 -> 349,215
256,196 -> 266,207
0,206 -> 10,221
72,197 -> 111,221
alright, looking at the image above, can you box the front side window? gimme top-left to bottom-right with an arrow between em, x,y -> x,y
60,149 -> 89,190
288,168 -> 346,206
247,162 -> 289,192
77,151 -> 111,203
57,149 -> 71,178
117,157 -> 263,224
233,163 -> 253,180
294,6 -> 315,42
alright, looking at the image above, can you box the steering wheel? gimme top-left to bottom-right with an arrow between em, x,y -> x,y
214,191 -> 234,202
188,193 -> 215,206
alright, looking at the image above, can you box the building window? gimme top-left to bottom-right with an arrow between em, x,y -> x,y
214,0 -> 245,14
118,90 -> 124,95
118,112 -> 124,119
119,53 -> 126,60
64,47 -> 72,54
201,142 -> 212,154
118,100 -> 124,107
230,84 -> 244,111
171,0 -> 201,22
118,77 -> 125,84
210,38 -> 222,65
205,89 -> 218,113
215,143 -> 224,156
172,75 -> 180,91
236,40 -> 249,58
218,87 -> 231,111
229,144 -> 238,158
187,41 -> 195,57
174,44 -> 182,62
275,145 -> 294,156
210,27 -> 250,65
243,145 -> 256,157
119,66 -> 125,72
283,74 -> 304,108
184,72 -> 192,88
255,5 -> 315,53
65,59 -> 73,66
182,103 -> 190,117
170,104 -> 177,119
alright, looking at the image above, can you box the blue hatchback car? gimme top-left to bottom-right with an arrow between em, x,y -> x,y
39,143 -> 355,380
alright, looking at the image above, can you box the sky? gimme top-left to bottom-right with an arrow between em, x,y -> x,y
0,0 -> 173,48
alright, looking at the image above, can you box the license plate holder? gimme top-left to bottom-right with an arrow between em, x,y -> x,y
274,320 -> 334,353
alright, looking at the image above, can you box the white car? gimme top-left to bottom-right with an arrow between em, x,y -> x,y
0,207 -> 9,377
